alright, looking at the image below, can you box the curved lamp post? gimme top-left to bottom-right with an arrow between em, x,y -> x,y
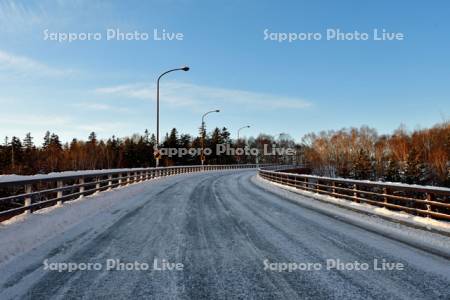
201,109 -> 220,166
155,66 -> 190,167
237,125 -> 250,141
237,125 -> 250,164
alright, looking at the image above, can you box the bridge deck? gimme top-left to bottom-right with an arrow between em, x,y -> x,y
0,170 -> 449,299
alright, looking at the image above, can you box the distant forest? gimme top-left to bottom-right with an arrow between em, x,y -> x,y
0,122 -> 449,187
302,122 -> 449,187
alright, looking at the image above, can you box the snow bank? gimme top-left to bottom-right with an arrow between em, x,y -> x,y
0,168 -> 152,183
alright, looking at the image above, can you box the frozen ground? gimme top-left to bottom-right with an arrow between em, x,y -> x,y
0,170 -> 449,299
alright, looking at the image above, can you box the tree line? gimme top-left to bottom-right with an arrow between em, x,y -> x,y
301,122 -> 449,187
1,122 -> 449,187
0,127 -> 289,175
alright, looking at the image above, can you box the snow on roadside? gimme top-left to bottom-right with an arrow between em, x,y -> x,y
0,168 -> 152,183
253,175 -> 450,258
0,177 -> 174,266
273,171 -> 450,192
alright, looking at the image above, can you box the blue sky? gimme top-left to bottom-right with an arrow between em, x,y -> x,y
0,0 -> 449,144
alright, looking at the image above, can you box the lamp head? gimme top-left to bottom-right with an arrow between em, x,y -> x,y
215,109 -> 220,112
181,66 -> 190,71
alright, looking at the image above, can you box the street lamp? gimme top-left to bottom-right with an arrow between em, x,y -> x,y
237,125 -> 250,164
237,125 -> 250,141
155,66 -> 190,167
201,109 -> 220,166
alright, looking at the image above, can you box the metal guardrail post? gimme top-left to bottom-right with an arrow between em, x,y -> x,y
95,177 -> 101,193
353,184 -> 358,202
24,184 -> 32,214
118,173 -> 122,186
108,175 -> 113,191
79,178 -> 85,198
57,180 -> 63,205
425,193 -> 432,218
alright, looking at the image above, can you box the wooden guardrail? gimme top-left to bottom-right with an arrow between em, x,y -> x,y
0,164 -> 267,220
258,168 -> 450,220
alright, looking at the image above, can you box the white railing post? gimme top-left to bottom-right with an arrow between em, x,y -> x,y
425,193 -> 432,218
96,177 -> 101,193
24,184 -> 32,214
79,177 -> 85,198
118,173 -> 122,186
108,175 -> 113,191
57,180 -> 63,205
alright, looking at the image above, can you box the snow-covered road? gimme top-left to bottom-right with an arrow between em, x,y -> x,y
0,170 -> 449,299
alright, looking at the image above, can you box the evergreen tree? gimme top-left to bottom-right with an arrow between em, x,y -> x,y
351,149 -> 373,180
10,136 -> 23,171
405,146 -> 431,184
43,131 -> 51,149
220,127 -> 231,143
22,133 -> 37,174
385,157 -> 401,182
23,133 -> 34,149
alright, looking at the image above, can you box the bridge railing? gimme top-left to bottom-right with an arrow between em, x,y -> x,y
0,164 -> 267,220
258,168 -> 450,220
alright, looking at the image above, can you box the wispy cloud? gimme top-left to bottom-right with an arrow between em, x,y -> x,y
75,122 -> 129,133
94,84 -> 153,100
0,114 -> 70,127
0,0 -> 46,31
0,50 -> 72,77
94,81 -> 312,110
72,102 -> 130,113
0,0 -> 112,33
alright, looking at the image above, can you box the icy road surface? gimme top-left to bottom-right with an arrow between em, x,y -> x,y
0,170 -> 449,299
